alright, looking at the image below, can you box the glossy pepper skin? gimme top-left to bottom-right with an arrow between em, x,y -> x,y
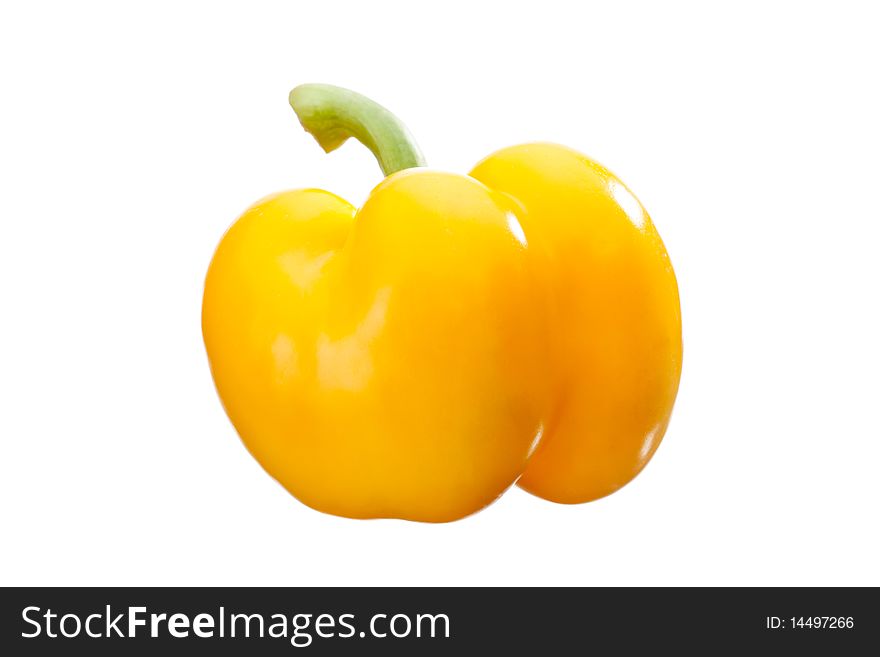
471,144 -> 682,504
203,84 -> 681,521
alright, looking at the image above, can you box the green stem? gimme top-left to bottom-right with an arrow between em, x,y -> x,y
289,83 -> 426,177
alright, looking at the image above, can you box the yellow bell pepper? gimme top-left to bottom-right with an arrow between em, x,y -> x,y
202,84 -> 681,522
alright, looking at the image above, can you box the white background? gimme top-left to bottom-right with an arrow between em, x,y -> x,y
1,1 -> 878,586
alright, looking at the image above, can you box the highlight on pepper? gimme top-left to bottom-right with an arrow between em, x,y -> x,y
201,83 -> 682,522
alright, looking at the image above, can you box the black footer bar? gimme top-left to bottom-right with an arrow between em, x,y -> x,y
2,587 -> 875,654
